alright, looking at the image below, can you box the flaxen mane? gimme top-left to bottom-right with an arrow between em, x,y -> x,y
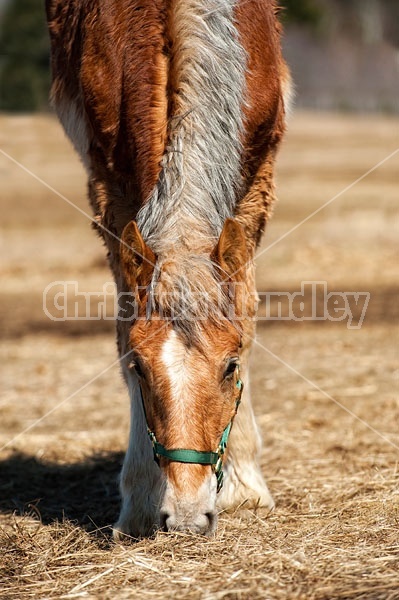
134,0 -> 248,341
136,0 -> 246,252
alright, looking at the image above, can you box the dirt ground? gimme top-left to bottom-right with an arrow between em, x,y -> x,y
0,111 -> 398,599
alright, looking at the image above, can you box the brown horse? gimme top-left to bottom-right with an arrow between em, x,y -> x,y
46,0 -> 290,537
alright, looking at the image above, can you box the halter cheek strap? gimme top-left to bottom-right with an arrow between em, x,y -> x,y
140,374 -> 243,493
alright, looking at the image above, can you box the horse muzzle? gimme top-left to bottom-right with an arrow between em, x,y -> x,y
159,468 -> 218,536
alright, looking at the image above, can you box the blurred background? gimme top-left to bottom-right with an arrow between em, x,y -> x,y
0,0 -> 398,113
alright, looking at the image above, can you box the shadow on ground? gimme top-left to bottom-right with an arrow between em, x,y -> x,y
0,452 -> 124,533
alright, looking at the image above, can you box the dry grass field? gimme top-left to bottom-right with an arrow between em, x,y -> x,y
0,111 -> 398,599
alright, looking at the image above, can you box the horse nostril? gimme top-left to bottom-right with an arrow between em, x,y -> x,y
204,511 -> 217,535
160,511 -> 169,532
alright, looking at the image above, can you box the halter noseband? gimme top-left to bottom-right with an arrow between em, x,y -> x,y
140,370 -> 243,493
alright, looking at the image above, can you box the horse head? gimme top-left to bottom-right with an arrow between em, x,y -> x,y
117,218 -> 252,535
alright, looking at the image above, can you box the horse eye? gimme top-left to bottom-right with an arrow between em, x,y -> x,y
128,359 -> 144,378
224,359 -> 238,379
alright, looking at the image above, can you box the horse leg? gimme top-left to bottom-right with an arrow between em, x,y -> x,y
217,350 -> 274,512
113,377 -> 163,539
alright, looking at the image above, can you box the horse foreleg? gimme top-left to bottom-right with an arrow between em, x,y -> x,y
217,361 -> 274,512
113,378 -> 163,539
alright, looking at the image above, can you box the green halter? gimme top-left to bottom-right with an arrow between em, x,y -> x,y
141,373 -> 243,493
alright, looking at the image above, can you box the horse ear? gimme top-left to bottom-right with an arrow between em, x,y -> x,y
211,218 -> 248,281
120,221 -> 156,290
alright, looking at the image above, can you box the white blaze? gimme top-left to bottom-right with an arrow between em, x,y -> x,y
161,330 -> 190,430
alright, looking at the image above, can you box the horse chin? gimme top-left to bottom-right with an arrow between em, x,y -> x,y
159,471 -> 218,536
